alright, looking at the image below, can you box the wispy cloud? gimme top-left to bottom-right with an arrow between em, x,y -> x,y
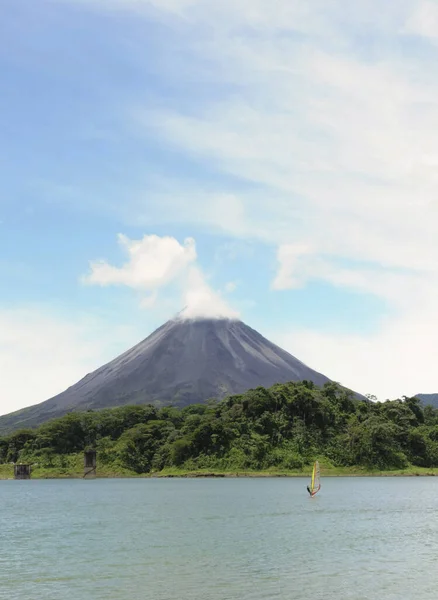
112,2 -> 438,263
125,5 -> 438,280
116,0 -> 438,396
403,1 -> 438,39
12,0 -> 438,396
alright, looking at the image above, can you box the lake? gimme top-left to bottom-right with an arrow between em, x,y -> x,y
1,477 -> 437,599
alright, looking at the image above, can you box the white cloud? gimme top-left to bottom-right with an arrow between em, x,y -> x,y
83,233 -> 239,320
0,308 -> 137,416
271,244 -> 314,290
83,233 -> 196,289
403,1 -> 438,39
271,244 -> 428,308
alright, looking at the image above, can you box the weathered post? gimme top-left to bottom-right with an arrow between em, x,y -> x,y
84,450 -> 97,479
14,464 -> 31,479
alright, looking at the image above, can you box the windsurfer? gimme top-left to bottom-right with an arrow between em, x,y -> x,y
307,460 -> 321,497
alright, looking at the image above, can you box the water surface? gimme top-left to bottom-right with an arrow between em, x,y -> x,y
1,477 -> 437,599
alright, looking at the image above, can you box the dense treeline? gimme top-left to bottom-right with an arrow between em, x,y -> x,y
1,381 -> 438,473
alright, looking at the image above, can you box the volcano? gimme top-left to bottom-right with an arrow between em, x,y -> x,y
0,317 -> 361,433
414,393 -> 438,408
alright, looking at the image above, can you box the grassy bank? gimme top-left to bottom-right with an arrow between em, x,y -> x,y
153,465 -> 438,478
1,462 -> 438,480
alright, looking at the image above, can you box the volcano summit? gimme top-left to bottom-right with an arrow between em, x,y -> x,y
0,317 -> 360,432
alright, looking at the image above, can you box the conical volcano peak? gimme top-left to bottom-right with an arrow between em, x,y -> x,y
0,315 -> 364,434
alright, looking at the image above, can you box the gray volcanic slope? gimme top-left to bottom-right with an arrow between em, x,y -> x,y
415,393 -> 438,408
0,318 -> 360,433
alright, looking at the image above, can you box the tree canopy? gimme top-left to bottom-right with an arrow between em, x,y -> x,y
1,381 -> 436,474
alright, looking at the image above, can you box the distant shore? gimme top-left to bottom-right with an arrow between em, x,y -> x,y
1,464 -> 438,480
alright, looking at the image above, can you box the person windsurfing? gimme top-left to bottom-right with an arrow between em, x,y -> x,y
307,460 -> 321,497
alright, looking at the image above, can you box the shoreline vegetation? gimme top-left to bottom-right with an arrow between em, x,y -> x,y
1,380 -> 438,481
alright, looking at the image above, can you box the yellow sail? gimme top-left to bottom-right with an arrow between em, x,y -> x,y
310,460 -> 320,495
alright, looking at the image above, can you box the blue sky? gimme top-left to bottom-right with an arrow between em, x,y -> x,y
2,0 -> 438,415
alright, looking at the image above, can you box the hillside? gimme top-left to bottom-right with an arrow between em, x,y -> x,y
0,317 -> 362,434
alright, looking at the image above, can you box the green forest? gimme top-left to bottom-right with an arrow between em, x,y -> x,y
1,381 -> 438,478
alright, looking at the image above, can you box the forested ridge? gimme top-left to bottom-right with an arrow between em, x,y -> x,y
1,381 -> 438,475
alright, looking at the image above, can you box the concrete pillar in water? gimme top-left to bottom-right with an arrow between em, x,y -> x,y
84,450 -> 97,479
14,464 -> 31,479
